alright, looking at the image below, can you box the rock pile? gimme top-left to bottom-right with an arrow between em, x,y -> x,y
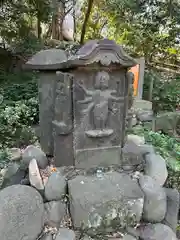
0,137 -> 179,240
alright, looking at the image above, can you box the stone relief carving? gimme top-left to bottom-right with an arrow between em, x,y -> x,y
75,71 -> 122,138
53,72 -> 73,135
126,71 -> 135,130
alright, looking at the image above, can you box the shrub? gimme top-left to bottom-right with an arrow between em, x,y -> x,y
143,69 -> 180,113
130,125 -> 180,190
0,72 -> 39,149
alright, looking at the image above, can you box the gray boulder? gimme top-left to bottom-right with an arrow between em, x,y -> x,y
1,163 -> 26,189
163,188 -> 179,232
55,228 -> 76,240
138,223 -> 177,240
0,185 -> 44,240
44,201 -> 67,227
9,148 -> 22,161
45,172 -> 67,201
68,172 -> 144,230
127,134 -> 145,145
137,110 -> 153,122
139,175 -> 167,222
29,158 -> 44,191
22,145 -> 48,169
144,153 -> 168,186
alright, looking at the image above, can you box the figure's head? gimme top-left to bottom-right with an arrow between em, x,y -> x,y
95,71 -> 109,90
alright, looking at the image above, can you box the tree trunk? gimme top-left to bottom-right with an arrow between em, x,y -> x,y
80,0 -> 94,44
51,0 -> 65,40
37,10 -> 41,39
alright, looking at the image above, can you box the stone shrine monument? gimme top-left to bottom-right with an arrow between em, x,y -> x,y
25,39 -> 137,168
4,39 -> 177,240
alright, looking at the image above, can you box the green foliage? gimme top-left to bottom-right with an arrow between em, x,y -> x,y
143,69 -> 180,112
131,125 -> 180,190
0,73 -> 38,149
131,125 -> 180,169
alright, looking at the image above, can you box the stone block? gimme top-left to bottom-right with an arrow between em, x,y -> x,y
29,158 -> 44,191
144,153 -> 168,186
138,223 -> 177,240
68,172 -> 144,230
163,188 -> 179,232
44,172 -> 67,201
44,201 -> 67,227
139,175 -> 167,222
133,100 -> 152,111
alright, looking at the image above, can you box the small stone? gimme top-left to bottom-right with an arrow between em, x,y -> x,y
22,145 -> 48,169
45,172 -> 67,201
144,153 -> 168,186
55,228 -> 76,240
3,162 -> 20,179
127,134 -> 145,145
0,185 -> 44,240
138,223 -> 177,240
29,158 -> 44,191
44,201 -> 67,227
163,188 -> 179,232
131,117 -> 137,127
139,175 -> 167,222
9,148 -> 22,161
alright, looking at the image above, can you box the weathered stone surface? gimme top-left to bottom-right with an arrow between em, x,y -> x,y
137,110 -> 154,122
122,234 -> 137,240
40,233 -> 53,240
53,72 -> 73,167
3,162 -> 20,179
45,172 -> 67,201
138,223 -> 177,240
72,40 -> 136,169
22,145 -> 48,169
0,185 -> 44,240
55,228 -> 76,240
153,111 -> 180,136
122,140 -> 144,167
9,148 -> 22,161
127,134 -> 145,145
163,188 -> 179,232
44,201 -> 67,227
144,153 -> 168,186
29,158 -> 44,191
133,100 -> 152,111
1,163 -> 26,189
24,49 -> 67,70
38,73 -> 57,155
139,175 -> 167,222
68,172 -> 144,229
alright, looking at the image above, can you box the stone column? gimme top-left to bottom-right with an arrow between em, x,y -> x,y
38,72 -> 57,155
52,72 -> 74,166
24,49 -> 68,156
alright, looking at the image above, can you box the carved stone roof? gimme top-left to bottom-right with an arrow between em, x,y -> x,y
65,39 -> 137,68
24,49 -> 67,70
24,39 -> 137,71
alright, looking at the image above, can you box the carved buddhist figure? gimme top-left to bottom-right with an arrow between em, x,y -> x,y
75,71 -> 122,138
